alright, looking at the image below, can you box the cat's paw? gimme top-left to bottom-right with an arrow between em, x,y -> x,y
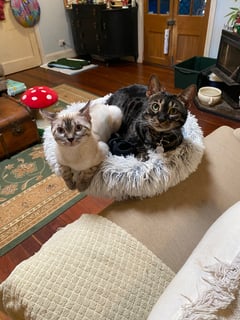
64,179 -> 76,190
76,178 -> 91,192
76,171 -> 93,192
59,165 -> 76,189
76,166 -> 100,191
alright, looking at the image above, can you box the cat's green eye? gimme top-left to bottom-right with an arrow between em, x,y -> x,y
169,108 -> 178,115
151,103 -> 160,112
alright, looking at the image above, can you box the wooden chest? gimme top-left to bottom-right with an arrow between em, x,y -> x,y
0,96 -> 40,159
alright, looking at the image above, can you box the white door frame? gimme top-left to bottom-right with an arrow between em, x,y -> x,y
204,0 -> 217,56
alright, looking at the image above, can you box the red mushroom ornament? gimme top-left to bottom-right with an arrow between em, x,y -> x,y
21,86 -> 58,109
20,86 -> 58,121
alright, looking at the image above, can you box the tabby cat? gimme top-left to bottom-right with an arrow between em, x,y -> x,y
107,74 -> 196,159
41,101 -> 122,191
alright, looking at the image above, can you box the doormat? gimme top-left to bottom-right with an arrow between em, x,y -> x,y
40,61 -> 98,75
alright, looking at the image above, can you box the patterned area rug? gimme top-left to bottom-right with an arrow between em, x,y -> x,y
0,85 -> 98,256
53,84 -> 99,104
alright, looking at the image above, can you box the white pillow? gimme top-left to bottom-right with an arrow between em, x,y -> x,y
148,201 -> 240,320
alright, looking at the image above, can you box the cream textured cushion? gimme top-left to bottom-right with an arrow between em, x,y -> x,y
0,214 -> 174,320
148,201 -> 240,320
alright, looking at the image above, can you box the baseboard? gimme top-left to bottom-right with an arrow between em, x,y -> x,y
42,48 -> 77,64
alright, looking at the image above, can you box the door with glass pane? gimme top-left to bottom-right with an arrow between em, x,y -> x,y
144,0 -> 211,67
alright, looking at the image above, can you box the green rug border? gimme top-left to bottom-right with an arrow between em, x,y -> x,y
0,191 -> 86,256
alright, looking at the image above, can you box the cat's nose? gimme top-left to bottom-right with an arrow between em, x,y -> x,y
68,138 -> 74,143
158,116 -> 166,122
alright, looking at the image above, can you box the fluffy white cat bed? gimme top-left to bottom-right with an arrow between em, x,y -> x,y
43,95 -> 204,201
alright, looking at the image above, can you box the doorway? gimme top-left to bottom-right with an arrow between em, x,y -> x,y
0,2 -> 41,75
144,0 -> 211,67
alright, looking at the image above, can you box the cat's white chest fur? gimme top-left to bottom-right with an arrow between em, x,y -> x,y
56,138 -> 109,171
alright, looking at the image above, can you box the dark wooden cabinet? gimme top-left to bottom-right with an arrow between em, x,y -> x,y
68,4 -> 138,62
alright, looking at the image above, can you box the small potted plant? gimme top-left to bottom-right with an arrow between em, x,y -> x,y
225,1 -> 240,33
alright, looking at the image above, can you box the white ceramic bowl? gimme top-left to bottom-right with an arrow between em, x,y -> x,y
198,86 -> 222,106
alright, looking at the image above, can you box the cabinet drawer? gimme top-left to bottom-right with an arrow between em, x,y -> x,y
72,3 -> 105,17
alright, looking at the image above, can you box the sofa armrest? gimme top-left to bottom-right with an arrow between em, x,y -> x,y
148,201 -> 240,319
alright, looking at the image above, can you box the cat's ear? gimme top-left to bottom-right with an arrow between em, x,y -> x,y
40,109 -> 57,122
79,100 -> 91,122
146,74 -> 165,97
178,85 -> 197,108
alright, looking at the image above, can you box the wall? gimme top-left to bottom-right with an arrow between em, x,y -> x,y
36,0 -> 75,62
208,0 -> 239,58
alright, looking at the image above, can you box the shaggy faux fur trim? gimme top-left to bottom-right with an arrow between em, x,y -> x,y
177,254 -> 240,320
42,95 -> 204,200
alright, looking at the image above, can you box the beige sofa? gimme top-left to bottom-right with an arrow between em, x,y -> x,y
1,125 -> 240,319
102,125 -> 240,273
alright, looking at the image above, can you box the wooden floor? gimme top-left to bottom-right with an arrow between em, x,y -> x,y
1,61 -> 239,284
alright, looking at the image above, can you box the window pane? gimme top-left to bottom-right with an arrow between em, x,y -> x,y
160,0 -> 170,14
148,0 -> 170,14
192,0 -> 207,16
178,0 -> 190,15
148,0 -> 157,13
178,0 -> 207,16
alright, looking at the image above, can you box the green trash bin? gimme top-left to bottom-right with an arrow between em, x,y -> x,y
174,56 -> 217,89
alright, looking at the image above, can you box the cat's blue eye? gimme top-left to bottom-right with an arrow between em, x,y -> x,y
57,127 -> 65,134
151,103 -> 160,112
76,124 -> 82,131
